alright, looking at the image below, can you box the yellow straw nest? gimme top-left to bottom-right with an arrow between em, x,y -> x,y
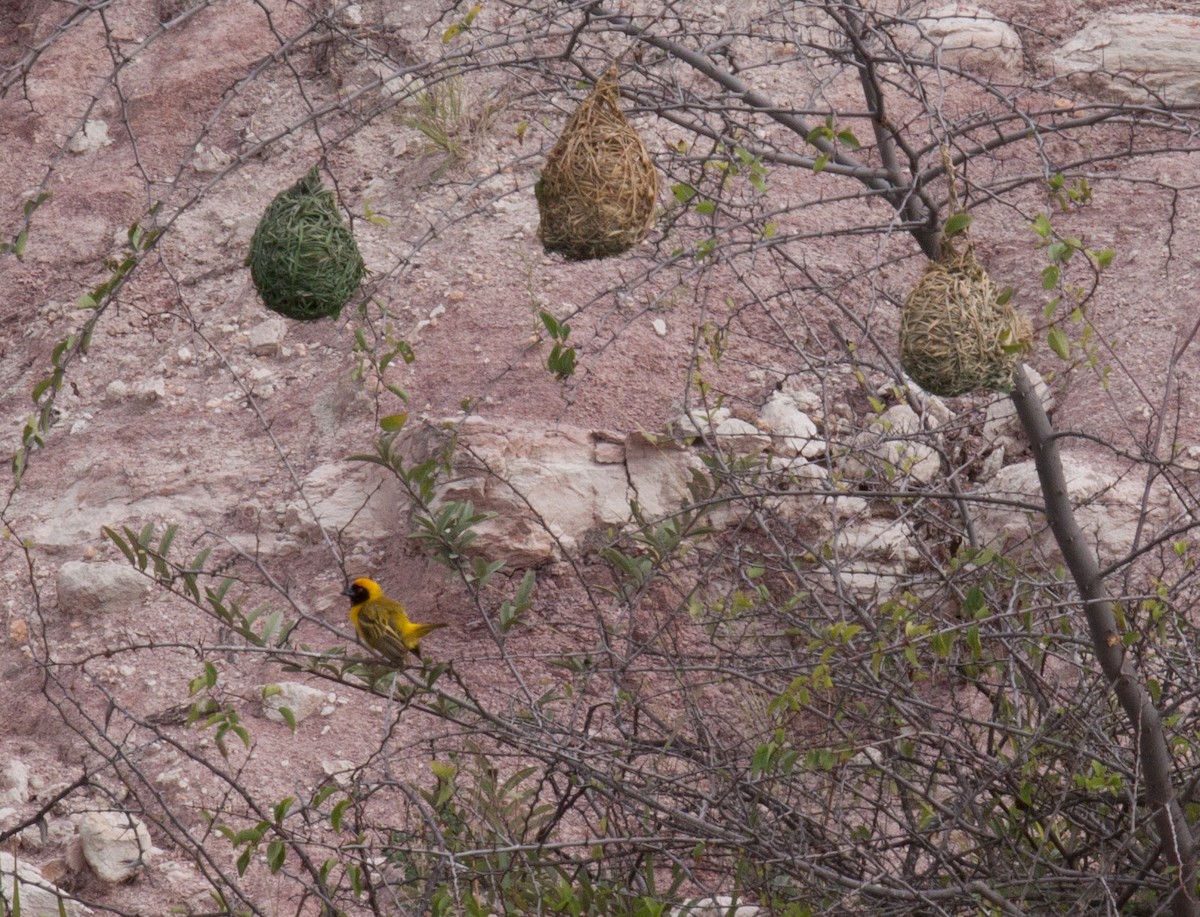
899,239 -> 1031,397
536,66 -> 658,261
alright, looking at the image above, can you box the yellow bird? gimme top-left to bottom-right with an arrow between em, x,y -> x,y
342,577 -> 447,663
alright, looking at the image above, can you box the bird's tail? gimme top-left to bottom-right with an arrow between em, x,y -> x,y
410,621 -> 449,640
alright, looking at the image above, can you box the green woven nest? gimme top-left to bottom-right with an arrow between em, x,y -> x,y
245,166 -> 365,321
899,242 -> 1031,397
536,66 -> 658,261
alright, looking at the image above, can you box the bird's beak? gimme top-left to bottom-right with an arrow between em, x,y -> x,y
340,585 -> 354,597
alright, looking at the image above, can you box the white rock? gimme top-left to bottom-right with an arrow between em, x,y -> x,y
713,417 -> 770,454
978,443 -> 1006,482
192,143 -> 234,173
1051,13 -> 1200,104
0,852 -> 86,917
261,682 -> 332,725
897,377 -> 955,428
67,120 -> 112,154
56,562 -> 151,616
839,405 -> 941,486
974,455 -> 1184,564
0,760 -> 30,806
834,517 -> 920,566
982,364 -> 1053,445
432,418 -> 632,566
248,317 -> 289,356
759,390 -> 824,458
134,378 -> 165,402
625,433 -> 702,519
78,811 -> 152,883
675,407 -> 731,439
672,896 -> 760,917
901,3 -> 1022,74
651,318 -> 668,337
284,463 -> 405,543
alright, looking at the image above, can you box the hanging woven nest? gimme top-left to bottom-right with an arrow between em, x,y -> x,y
899,237 -> 1031,397
536,65 -> 658,261
245,165 -> 365,321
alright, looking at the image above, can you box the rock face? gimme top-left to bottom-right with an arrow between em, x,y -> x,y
283,462 -> 405,543
1051,13 -> 1200,104
428,417 -> 698,566
78,811 -> 153,883
900,3 -> 1023,74
838,404 -> 941,487
759,390 -> 824,458
56,562 -> 152,615
0,852 -> 85,917
973,455 -> 1183,564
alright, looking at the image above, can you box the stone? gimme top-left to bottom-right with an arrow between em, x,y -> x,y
0,852 -> 86,917
78,811 -> 152,883
431,417 -> 631,564
192,143 -> 233,173
672,896 -> 760,917
901,3 -> 1022,74
895,377 -> 955,428
260,682 -> 329,725
247,317 -> 288,356
713,417 -> 770,454
67,120 -> 112,154
982,364 -> 1054,445
0,760 -> 30,806
973,454 -> 1184,564
1051,13 -> 1200,105
838,405 -> 941,486
283,463 -> 405,543
674,407 -> 731,439
56,562 -> 151,615
625,433 -> 701,519
759,390 -> 824,458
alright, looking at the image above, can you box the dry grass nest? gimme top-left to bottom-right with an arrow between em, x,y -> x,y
900,241 -> 1031,397
245,166 -> 365,321
536,65 -> 658,261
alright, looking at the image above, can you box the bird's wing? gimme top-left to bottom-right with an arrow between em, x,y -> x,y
359,610 -> 413,663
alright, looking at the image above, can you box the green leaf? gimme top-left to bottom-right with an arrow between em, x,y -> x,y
273,796 -> 295,823
267,838 -> 286,873
1093,247 -> 1115,268
380,413 -> 408,432
1047,327 -> 1070,360
1041,265 -> 1060,289
835,128 -> 861,150
331,798 -> 352,832
942,211 -> 971,237
695,199 -> 716,215
13,230 -> 27,258
1031,212 -> 1053,238
805,124 -> 832,144
671,183 -> 696,204
812,154 -> 828,173
279,706 -> 296,734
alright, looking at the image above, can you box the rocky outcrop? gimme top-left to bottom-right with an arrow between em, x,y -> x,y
898,3 -> 1023,75
1050,13 -> 1200,104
